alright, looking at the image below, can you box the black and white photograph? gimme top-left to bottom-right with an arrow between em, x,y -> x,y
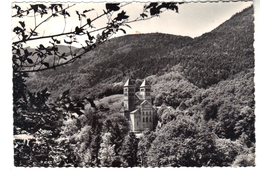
11,0 -> 256,168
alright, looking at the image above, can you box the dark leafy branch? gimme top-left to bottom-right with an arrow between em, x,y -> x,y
12,2 -> 181,73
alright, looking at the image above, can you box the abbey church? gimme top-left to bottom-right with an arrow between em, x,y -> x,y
123,79 -> 157,132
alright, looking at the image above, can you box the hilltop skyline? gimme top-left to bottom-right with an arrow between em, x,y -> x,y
12,1 -> 252,48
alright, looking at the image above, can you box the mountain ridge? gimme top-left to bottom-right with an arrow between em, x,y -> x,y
26,5 -> 254,100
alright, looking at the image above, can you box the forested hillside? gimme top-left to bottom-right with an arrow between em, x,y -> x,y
180,6 -> 254,87
142,68 -> 255,166
15,5 -> 255,167
26,6 -> 254,100
26,33 -> 193,100
15,65 -> 255,167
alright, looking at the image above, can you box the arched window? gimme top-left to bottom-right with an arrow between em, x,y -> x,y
146,117 -> 148,122
143,118 -> 145,122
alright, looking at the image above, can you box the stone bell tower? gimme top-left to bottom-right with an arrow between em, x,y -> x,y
123,78 -> 136,119
139,79 -> 152,104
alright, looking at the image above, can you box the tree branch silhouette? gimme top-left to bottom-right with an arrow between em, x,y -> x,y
12,2 -> 181,73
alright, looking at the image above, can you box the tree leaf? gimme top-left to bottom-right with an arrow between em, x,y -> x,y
42,62 -> 49,68
83,9 -> 94,13
39,44 -> 45,50
124,24 -> 132,29
13,26 -> 22,34
150,7 -> 160,16
27,58 -> 33,64
140,13 -> 148,18
52,13 -> 58,17
58,4 -> 63,10
76,10 -> 81,20
30,28 -> 38,36
13,4 -> 21,12
46,50 -> 52,55
54,5 -> 59,12
145,3 -> 158,10
106,3 -> 120,12
24,49 -> 32,57
75,26 -> 83,35
64,39 -> 72,44
19,21 -> 25,28
87,18 -> 91,25
114,10 -> 129,21
62,9 -> 70,17
118,28 -> 126,34
30,4 -> 38,13
22,34 -> 28,42
38,4 -> 46,10
87,31 -> 95,41
50,4 -> 56,11
66,12 -> 70,17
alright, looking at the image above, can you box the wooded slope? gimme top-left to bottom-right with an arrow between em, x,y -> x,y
26,6 -> 254,100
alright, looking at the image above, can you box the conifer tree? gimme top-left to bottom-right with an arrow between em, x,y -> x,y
120,132 -> 139,167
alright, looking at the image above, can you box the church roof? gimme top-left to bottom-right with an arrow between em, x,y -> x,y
124,78 -> 135,87
135,92 -> 143,100
140,100 -> 152,106
130,109 -> 140,114
135,98 -> 143,106
140,79 -> 150,87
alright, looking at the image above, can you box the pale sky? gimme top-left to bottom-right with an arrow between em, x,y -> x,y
12,1 -> 253,47
122,1 -> 253,37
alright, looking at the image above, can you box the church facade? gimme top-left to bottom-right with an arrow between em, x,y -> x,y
123,79 -> 157,132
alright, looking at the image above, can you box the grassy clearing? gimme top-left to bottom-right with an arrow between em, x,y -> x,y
85,94 -> 124,112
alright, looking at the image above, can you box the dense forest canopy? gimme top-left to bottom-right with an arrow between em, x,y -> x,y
13,3 -> 255,167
